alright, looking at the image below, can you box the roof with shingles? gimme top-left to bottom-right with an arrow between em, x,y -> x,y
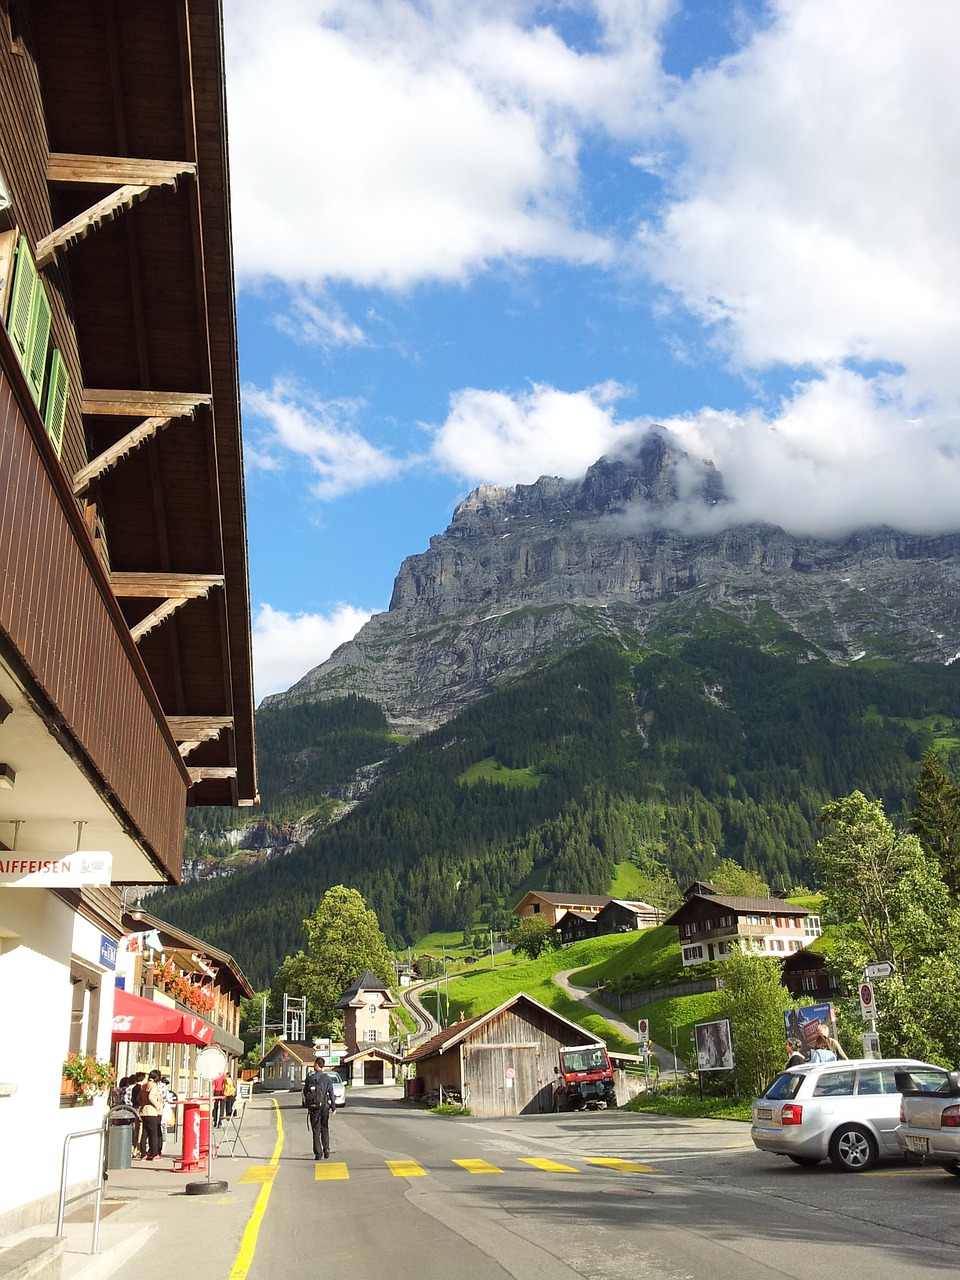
664,893 -> 809,925
336,970 -> 398,1008
258,1040 -> 316,1068
513,891 -> 613,912
404,993 -> 600,1064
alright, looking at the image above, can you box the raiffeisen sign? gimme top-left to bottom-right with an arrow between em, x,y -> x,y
0,852 -> 112,886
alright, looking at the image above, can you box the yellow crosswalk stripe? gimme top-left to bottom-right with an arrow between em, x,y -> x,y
584,1158 -> 658,1173
454,1158 -> 503,1174
237,1166 -> 277,1184
386,1159 -> 428,1177
519,1158 -> 579,1173
315,1162 -> 349,1180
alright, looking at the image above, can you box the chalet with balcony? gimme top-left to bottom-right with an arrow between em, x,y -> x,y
665,894 -> 818,967
0,0 -> 256,1237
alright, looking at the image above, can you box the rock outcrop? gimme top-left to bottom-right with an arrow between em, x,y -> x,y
264,430 -> 960,733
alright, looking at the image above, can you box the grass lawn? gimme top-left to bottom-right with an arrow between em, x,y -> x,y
427,933 -> 642,1052
608,861 -> 649,898
457,757 -> 543,788
624,1093 -> 752,1122
568,925 -> 685,990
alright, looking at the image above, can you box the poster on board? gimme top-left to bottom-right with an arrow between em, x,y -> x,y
783,1003 -> 838,1060
695,1019 -> 734,1071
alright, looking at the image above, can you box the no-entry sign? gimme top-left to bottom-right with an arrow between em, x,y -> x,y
859,981 -> 875,1019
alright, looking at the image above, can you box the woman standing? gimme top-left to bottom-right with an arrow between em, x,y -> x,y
139,1070 -> 164,1161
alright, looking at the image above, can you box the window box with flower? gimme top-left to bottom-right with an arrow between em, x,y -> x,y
61,1053 -> 116,1105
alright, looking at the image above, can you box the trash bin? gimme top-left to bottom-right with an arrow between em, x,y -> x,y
106,1105 -> 137,1170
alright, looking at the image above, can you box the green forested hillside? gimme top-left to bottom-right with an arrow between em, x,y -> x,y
158,637 -> 960,986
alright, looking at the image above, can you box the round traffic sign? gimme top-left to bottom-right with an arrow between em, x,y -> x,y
505,1066 -> 516,1080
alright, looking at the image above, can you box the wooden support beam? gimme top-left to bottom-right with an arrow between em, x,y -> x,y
36,183 -> 158,267
129,597 -> 190,642
166,716 -> 234,741
111,572 -> 224,599
187,766 -> 238,785
167,715 -> 233,760
82,390 -> 211,417
48,153 -> 197,187
72,416 -> 173,494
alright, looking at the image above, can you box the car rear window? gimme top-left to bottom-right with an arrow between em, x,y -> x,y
763,1073 -> 803,1100
895,1068 -> 951,1094
812,1070 -> 856,1097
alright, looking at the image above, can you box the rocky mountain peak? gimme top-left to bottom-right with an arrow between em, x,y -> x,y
264,430 -> 960,733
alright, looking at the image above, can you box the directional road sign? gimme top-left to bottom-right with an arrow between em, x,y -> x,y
865,961 -> 894,980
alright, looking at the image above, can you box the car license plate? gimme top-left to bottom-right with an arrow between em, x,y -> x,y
755,1108 -> 773,1120
907,1136 -> 929,1154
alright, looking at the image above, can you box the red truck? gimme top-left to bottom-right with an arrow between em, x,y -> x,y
553,1043 -> 616,1111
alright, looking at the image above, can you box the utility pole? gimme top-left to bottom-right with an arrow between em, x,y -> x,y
260,994 -> 267,1062
489,927 -> 495,969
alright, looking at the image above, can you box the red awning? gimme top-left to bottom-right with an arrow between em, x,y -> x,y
111,987 -> 214,1045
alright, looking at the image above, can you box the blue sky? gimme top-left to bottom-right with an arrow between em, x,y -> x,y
222,0 -> 960,703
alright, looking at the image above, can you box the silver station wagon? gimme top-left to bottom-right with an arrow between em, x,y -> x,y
895,1066 -> 960,1176
751,1058 -> 938,1171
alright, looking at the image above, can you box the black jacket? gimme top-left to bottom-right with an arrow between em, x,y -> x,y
302,1070 -> 336,1112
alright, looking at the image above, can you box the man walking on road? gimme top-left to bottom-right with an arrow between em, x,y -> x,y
302,1054 -> 336,1160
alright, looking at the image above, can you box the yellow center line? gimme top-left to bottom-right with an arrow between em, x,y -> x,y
861,1168 -> 944,1177
519,1158 -> 579,1173
228,1099 -> 284,1280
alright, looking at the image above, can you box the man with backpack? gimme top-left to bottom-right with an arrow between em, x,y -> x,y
302,1054 -> 337,1160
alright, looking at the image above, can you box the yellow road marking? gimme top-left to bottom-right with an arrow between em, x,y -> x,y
386,1159 -> 428,1177
861,1168 -> 944,1177
228,1099 -> 284,1280
237,1166 -> 277,1184
520,1158 -> 579,1173
584,1158 -> 658,1173
454,1159 -> 503,1174
315,1161 -> 349,1181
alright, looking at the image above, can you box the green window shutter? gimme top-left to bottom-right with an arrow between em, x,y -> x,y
43,349 -> 69,458
25,277 -> 51,406
7,235 -> 36,364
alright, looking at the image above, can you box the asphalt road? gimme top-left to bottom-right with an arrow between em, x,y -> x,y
112,1089 -> 960,1280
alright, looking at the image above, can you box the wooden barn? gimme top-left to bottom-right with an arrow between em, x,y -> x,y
405,994 -> 601,1117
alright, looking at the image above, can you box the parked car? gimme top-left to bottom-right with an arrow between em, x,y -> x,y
895,1066 -> 960,1175
751,1057 -> 940,1171
325,1070 -> 346,1107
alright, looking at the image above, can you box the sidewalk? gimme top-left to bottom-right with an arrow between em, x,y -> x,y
0,1099 -> 279,1280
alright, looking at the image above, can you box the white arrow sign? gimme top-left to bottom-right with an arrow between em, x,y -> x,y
865,961 -> 894,979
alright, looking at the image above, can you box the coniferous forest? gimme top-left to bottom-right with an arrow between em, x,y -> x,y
158,637 -> 960,987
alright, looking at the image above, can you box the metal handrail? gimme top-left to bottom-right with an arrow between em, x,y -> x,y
56,1123 -> 105,1254
55,1105 -> 137,1254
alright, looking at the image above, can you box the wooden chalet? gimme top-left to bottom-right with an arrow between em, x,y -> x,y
595,898 -> 660,933
512,891 -> 615,928
258,1041 -> 318,1092
665,894 -> 814,967
0,0 -> 256,1236
404,993 -> 600,1117
555,909 -> 600,946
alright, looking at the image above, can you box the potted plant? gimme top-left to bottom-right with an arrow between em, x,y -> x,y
61,1053 -> 116,1103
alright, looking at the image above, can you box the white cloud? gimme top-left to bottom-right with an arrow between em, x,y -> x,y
253,602 -> 375,703
224,0 -> 666,289
243,379 -> 405,499
637,0 -> 960,403
431,370 -> 960,537
428,381 -> 637,485
273,293 -> 368,350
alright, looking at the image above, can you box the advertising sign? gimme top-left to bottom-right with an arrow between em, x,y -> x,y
695,1019 -> 734,1071
0,851 -> 112,887
783,1003 -> 838,1059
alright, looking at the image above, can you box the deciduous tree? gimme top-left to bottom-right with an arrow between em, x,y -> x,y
508,915 -> 562,961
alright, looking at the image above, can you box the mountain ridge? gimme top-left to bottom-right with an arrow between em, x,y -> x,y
264,430 -> 960,732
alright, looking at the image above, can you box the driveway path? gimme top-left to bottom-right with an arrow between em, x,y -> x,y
553,968 -> 686,1076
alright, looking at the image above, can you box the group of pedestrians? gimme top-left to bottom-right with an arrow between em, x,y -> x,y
116,1070 -> 176,1161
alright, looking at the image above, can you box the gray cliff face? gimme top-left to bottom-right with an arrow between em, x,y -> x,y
264,431 -> 960,733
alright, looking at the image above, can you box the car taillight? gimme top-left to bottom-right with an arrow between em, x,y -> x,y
941,1105 -> 960,1128
781,1104 -> 803,1126
900,1102 -> 906,1123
